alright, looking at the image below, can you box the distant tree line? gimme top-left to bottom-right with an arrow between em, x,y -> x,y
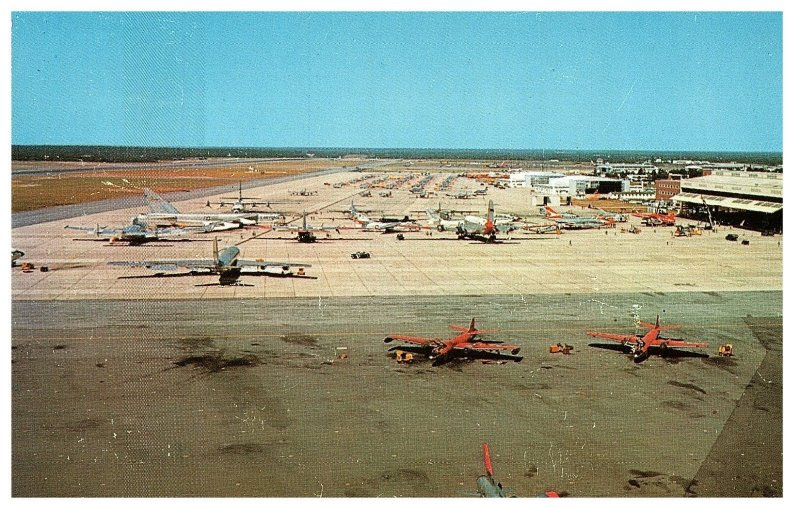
11,145 -> 783,166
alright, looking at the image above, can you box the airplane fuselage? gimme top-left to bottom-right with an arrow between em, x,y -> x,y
627,328 -> 660,362
140,212 -> 257,225
430,331 -> 478,362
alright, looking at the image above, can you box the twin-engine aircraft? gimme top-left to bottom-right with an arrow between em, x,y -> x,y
383,318 -> 522,366
587,315 -> 709,363
109,238 -> 311,286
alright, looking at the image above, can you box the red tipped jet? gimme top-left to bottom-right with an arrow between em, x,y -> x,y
384,318 -> 522,366
587,315 -> 709,363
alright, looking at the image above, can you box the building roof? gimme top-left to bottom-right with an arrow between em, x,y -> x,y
680,171 -> 782,200
508,171 -> 565,178
672,192 -> 783,214
553,175 -> 622,183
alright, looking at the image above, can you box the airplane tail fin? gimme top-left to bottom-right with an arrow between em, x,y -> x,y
640,314 -> 680,331
485,201 -> 496,232
213,237 -> 220,265
302,210 -> 308,230
482,443 -> 494,477
469,317 -> 476,333
143,188 -> 180,214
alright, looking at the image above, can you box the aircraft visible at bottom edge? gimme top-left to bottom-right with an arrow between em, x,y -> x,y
476,443 -> 560,498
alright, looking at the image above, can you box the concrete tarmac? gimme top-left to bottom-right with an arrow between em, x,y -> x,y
11,170 -> 783,300
10,167 -> 783,497
11,291 -> 781,497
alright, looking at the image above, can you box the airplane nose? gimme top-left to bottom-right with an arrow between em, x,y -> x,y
384,337 -> 394,343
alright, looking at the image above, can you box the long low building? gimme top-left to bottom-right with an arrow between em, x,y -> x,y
530,175 -> 630,197
671,170 -> 782,232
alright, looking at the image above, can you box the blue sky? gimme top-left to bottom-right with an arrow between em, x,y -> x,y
11,11 -> 782,151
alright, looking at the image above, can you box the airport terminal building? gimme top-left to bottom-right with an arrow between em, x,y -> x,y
671,170 -> 783,233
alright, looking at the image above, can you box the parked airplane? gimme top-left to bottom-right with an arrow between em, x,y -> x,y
134,188 -> 274,230
273,211 -> 340,243
586,315 -> 709,363
426,201 -> 516,241
12,249 -> 24,267
633,211 -> 676,226
425,207 -> 463,232
108,238 -> 311,285
447,190 -> 476,199
383,318 -> 522,366
457,200 -> 518,242
289,188 -> 317,196
541,206 -> 610,229
209,182 -> 288,216
348,202 -> 419,233
593,207 -> 628,223
65,223 -> 205,245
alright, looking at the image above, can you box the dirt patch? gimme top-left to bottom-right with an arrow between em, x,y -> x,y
667,381 -> 707,394
280,333 -> 319,347
701,355 -> 738,373
173,352 -> 261,373
176,336 -> 215,351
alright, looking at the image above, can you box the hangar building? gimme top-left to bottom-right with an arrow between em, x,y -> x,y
671,170 -> 782,233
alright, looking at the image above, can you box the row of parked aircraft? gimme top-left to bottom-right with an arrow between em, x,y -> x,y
383,315 -> 708,367
61,184 -> 661,286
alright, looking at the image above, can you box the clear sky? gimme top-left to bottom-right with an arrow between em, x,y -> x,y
11,11 -> 783,152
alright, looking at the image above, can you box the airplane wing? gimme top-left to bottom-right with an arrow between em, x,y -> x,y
654,338 -> 709,349
383,335 -> 438,346
459,341 -> 519,353
150,227 -> 194,237
453,345 -> 523,363
586,331 -> 640,343
274,225 -> 339,233
495,223 -> 518,233
108,259 -> 217,271
143,188 -> 180,214
65,225 -> 116,235
235,259 -> 312,268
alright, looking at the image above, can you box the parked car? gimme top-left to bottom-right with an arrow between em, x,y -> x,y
725,234 -> 739,242
351,251 -> 371,259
